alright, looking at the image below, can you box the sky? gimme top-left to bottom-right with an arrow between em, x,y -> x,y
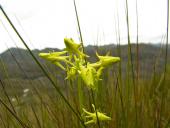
0,0 -> 168,53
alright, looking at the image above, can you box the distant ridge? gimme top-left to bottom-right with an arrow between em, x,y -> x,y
0,44 -> 169,79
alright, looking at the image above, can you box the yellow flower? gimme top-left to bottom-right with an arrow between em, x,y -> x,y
39,51 -> 72,70
39,51 -> 68,61
78,63 -> 104,90
95,52 -> 120,68
65,67 -> 77,80
82,104 -> 111,125
96,67 -> 104,79
78,64 -> 97,90
64,38 -> 89,57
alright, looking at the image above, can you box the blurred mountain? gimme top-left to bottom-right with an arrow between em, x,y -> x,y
0,43 -> 169,79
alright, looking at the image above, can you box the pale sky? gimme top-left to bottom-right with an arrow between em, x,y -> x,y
0,0 -> 168,53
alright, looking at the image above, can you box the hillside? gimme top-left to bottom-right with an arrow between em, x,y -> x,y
0,43 -> 169,80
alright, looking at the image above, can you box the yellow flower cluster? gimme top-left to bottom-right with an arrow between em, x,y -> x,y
39,38 -> 120,125
39,38 -> 120,91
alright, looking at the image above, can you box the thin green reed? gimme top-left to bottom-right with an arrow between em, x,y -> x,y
135,0 -> 139,96
164,0 -> 169,85
135,0 -> 140,126
125,0 -> 138,127
2,12 -> 54,127
0,5 -> 86,128
72,1 -> 87,122
72,0 -> 101,127
115,12 -> 126,128
158,0 -> 169,127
